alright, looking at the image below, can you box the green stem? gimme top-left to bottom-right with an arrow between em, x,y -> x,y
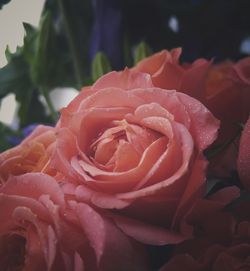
40,87 -> 58,122
57,0 -> 83,88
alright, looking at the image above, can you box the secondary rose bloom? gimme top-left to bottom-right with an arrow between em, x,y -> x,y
132,48 -> 211,101
160,187 -> 250,271
0,173 -> 147,271
206,58 -> 250,138
133,50 -> 250,177
0,125 -> 56,183
52,69 -> 219,245
205,58 -> 250,176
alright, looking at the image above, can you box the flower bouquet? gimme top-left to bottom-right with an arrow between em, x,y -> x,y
0,46 -> 250,270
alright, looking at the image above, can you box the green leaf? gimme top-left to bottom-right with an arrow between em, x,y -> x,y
91,52 -> 112,82
133,41 -> 152,64
0,52 -> 32,100
0,122 -> 17,152
19,90 -> 53,126
0,0 -> 11,9
30,11 -> 56,87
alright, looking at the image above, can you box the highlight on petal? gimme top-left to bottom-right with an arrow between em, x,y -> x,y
177,92 -> 220,151
92,68 -> 154,90
132,48 -> 181,76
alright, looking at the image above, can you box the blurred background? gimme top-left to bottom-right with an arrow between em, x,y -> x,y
0,0 -> 250,150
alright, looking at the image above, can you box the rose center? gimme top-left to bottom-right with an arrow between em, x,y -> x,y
0,233 -> 26,271
89,120 -> 161,172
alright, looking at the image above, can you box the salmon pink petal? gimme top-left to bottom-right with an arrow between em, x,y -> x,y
131,88 -> 192,128
177,92 -> 220,151
1,173 -> 65,206
94,137 -> 118,165
51,128 -> 80,182
93,69 -> 153,90
76,107 -> 132,151
153,62 -> 183,90
173,158 -> 207,228
117,123 -> 193,199
71,201 -> 148,271
0,194 -> 50,232
130,102 -> 174,122
238,117 -> 250,191
133,48 -> 181,75
73,137 -> 166,192
113,215 -> 186,245
75,185 -> 131,209
133,124 -> 182,190
113,140 -> 140,172
180,59 -> 211,101
81,87 -> 144,110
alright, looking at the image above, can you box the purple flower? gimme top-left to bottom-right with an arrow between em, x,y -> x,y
89,0 -> 123,69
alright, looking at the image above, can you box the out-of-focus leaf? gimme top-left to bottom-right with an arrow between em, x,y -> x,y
0,122 -> 19,152
0,0 -> 11,9
133,41 -> 152,64
0,52 -> 32,100
0,21 -> 52,127
22,23 -> 37,63
18,90 -> 52,127
30,11 -> 56,87
91,52 -> 112,82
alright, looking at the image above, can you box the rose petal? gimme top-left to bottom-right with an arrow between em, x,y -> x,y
1,173 -> 65,207
71,201 -> 148,271
93,68 -> 154,90
177,92 -> 220,151
113,215 -> 185,245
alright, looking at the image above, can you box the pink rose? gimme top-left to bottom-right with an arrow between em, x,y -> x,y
51,69 -> 219,245
0,125 -> 56,183
133,51 -> 250,177
0,173 -> 147,271
132,48 -> 211,101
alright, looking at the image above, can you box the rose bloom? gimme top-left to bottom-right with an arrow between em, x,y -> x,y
206,58 -> 250,141
0,173 -> 147,271
160,187 -> 250,271
51,69 -> 219,245
133,50 -> 250,177
132,48 -> 211,102
0,125 -> 56,183
205,58 -> 250,177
